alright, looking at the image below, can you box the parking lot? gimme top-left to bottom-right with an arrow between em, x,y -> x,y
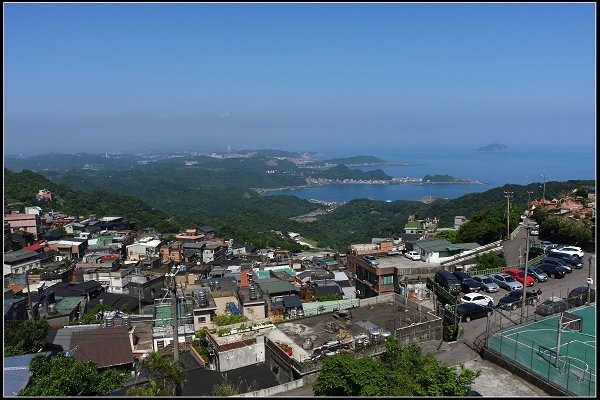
459,229 -> 595,347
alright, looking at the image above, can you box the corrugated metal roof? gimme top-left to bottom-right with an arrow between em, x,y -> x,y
70,326 -> 134,368
282,295 -> 302,308
4,352 -> 51,397
255,278 -> 298,295
414,239 -> 452,252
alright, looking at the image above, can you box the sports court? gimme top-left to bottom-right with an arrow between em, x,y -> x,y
487,304 -> 595,396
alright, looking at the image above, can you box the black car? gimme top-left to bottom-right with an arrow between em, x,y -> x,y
453,271 -> 481,293
542,257 -> 572,273
567,286 -> 596,307
497,289 -> 538,310
456,302 -> 494,322
545,252 -> 583,269
537,263 -> 568,279
535,297 -> 569,316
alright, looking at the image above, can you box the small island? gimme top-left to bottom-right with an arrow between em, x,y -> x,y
476,143 -> 510,152
422,174 -> 483,184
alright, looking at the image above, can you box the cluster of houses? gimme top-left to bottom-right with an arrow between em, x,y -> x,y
4,198 -> 500,395
6,188 -> 593,395
530,189 -> 596,221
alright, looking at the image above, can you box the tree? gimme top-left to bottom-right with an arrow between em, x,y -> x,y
211,382 -> 242,396
313,339 -> 480,396
20,353 -> 126,396
5,319 -> 49,356
128,350 -> 186,396
78,304 -> 114,325
433,229 -> 459,243
471,252 -> 507,272
540,216 -> 592,245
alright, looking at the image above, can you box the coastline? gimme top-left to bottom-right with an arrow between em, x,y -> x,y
253,178 -> 486,196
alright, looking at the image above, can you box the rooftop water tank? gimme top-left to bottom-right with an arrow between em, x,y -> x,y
355,335 -> 366,348
248,284 -> 258,300
198,290 -> 208,307
380,330 -> 392,340
302,338 -> 313,350
122,315 -> 131,328
105,315 -> 114,327
369,328 -> 380,343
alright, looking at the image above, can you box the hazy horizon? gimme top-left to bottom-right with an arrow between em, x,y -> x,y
4,3 -> 596,156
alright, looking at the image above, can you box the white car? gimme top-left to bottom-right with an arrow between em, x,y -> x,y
551,246 -> 584,258
405,251 -> 421,261
461,293 -> 495,308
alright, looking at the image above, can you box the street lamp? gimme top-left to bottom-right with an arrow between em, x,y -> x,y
504,191 -> 513,240
520,226 -> 531,325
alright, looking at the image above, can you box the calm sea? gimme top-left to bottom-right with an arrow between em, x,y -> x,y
266,147 -> 596,202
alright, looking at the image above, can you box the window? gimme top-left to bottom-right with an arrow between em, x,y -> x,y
198,316 -> 207,324
382,276 -> 394,285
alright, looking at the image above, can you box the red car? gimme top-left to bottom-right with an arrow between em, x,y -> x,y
503,268 -> 535,287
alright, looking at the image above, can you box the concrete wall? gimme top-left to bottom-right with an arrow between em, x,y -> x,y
244,303 -> 266,321
232,378 -> 305,397
217,336 -> 265,372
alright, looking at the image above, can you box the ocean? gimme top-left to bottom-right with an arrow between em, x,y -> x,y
266,147 -> 596,202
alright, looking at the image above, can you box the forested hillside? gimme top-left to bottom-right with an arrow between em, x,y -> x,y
5,166 -> 594,252
4,169 -> 188,233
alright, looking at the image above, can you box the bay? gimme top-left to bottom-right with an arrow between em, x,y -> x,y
266,147 -> 595,202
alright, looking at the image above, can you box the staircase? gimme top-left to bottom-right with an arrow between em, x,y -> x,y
439,240 -> 503,269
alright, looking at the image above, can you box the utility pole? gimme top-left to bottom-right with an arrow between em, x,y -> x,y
504,191 -> 513,240
26,271 -> 33,320
587,256 -> 593,305
520,226 -> 530,325
541,175 -> 550,202
526,191 -> 533,215
168,266 -> 180,361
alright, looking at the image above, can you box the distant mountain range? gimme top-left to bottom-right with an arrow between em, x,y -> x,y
476,143 -> 510,152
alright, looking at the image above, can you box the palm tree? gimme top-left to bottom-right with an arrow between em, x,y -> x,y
128,350 -> 187,396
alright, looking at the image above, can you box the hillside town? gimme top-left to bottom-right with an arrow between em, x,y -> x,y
3,187 -> 596,396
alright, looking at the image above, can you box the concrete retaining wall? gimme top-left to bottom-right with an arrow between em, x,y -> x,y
232,378 -> 305,397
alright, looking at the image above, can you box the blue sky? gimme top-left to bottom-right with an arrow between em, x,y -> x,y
3,3 -> 596,156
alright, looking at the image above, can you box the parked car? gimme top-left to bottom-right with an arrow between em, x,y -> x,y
541,241 -> 557,252
567,286 -> 596,307
434,270 -> 461,295
490,273 -> 523,291
471,275 -> 500,293
497,289 -> 538,310
404,251 -> 421,261
452,271 -> 481,293
542,257 -> 572,273
530,229 -> 539,236
535,297 -> 569,316
502,268 -> 535,287
547,251 -> 583,268
456,302 -> 494,322
518,265 -> 548,282
362,255 -> 379,266
551,246 -> 584,258
461,292 -> 494,307
537,263 -> 568,279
